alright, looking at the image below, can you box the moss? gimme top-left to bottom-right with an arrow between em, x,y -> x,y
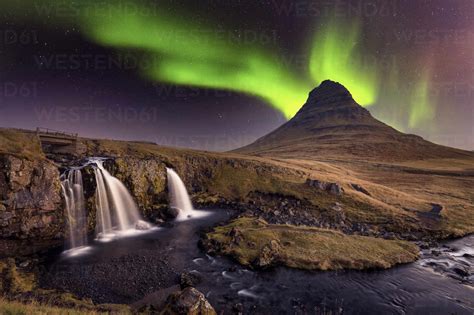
205,217 -> 420,271
0,259 -> 36,295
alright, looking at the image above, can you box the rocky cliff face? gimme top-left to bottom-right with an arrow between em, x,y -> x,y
0,155 -> 63,240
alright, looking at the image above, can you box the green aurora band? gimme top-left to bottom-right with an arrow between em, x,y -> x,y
309,20 -> 379,106
77,2 -> 380,118
6,0 -> 436,127
408,72 -> 436,128
79,2 -> 312,119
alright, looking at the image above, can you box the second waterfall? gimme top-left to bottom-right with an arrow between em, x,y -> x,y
166,167 -> 209,221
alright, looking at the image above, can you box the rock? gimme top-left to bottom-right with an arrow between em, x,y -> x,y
306,179 -> 327,190
163,207 -> 180,220
452,265 -> 470,277
233,303 -> 244,314
228,227 -> 243,245
0,155 -> 62,240
351,183 -> 371,196
180,272 -> 202,289
254,240 -> 281,268
154,218 -> 165,225
135,220 -> 152,230
162,287 -> 216,315
418,242 -> 430,250
328,183 -> 344,196
19,260 -> 30,268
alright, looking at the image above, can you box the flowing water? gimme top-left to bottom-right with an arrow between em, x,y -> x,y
60,169 -> 88,251
60,159 -> 152,255
52,166 -> 473,313
92,159 -> 150,241
40,210 -> 474,314
166,167 -> 210,221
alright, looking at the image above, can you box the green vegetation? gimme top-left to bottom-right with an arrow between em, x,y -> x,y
205,217 -> 419,270
0,259 -> 36,295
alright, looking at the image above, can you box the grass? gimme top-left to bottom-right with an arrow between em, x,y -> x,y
0,259 -> 130,314
0,298 -> 131,315
0,259 -> 36,295
0,128 -> 45,160
205,217 -> 420,270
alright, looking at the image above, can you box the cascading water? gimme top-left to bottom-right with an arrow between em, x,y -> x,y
92,159 -> 151,240
59,158 -> 153,257
166,167 -> 209,220
60,169 -> 88,250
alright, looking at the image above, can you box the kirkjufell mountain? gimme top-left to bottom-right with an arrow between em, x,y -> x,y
237,80 -> 473,161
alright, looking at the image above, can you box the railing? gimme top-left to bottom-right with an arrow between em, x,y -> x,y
36,127 -> 78,139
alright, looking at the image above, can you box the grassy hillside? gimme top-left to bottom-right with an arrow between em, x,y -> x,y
0,128 -> 44,160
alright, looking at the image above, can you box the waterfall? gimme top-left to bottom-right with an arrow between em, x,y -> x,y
60,169 -> 88,250
92,159 -> 150,239
166,168 -> 208,220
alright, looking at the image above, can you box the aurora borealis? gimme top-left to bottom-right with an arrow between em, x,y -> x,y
0,0 -> 473,150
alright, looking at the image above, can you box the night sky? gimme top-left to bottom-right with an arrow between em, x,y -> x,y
0,0 -> 473,151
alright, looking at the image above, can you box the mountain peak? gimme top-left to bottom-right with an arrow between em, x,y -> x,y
302,80 -> 357,112
310,80 -> 352,98
235,79 -> 473,161
289,80 -> 373,130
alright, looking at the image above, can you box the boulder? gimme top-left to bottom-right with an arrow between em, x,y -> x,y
254,239 -> 281,268
306,179 -> 344,196
452,265 -> 470,277
306,179 -> 327,190
180,272 -> 202,289
327,183 -> 344,196
162,287 -> 216,315
162,207 -> 180,220
135,220 -> 152,230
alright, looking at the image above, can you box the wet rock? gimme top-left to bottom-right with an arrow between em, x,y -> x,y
232,303 -> 244,314
162,287 -> 216,315
136,220 -> 152,230
452,265 -> 470,277
180,272 -> 202,289
19,260 -> 30,268
154,218 -> 165,225
163,207 -> 180,220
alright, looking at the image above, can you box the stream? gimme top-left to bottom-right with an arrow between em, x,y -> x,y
40,210 -> 474,314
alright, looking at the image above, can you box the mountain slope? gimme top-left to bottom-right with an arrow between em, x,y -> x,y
236,80 -> 472,162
